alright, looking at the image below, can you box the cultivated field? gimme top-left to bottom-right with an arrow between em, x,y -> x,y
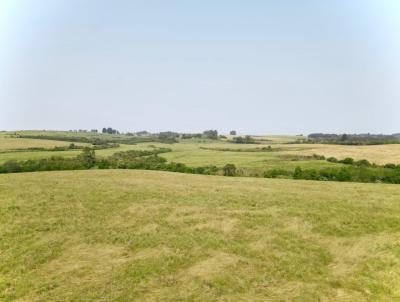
1,170 -> 400,301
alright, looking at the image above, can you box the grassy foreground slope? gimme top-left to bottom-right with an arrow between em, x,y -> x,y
1,170 -> 400,301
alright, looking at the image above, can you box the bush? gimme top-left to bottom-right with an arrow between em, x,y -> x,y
264,169 -> 290,178
223,164 -> 236,176
293,167 -> 303,179
203,130 -> 218,139
78,148 -> 96,168
337,168 -> 352,181
340,157 -> 354,165
312,154 -> 325,160
354,159 -> 371,167
384,163 -> 396,169
231,136 -> 256,144
327,157 -> 338,163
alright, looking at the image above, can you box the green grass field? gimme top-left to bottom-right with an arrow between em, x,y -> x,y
1,170 -> 400,301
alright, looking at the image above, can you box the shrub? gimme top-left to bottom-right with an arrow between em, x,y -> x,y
327,157 -> 338,163
312,154 -> 325,160
337,168 -> 352,181
78,148 -> 96,168
384,163 -> 396,169
293,167 -> 303,179
264,169 -> 289,178
340,157 -> 354,165
203,130 -> 218,139
232,136 -> 256,144
354,159 -> 371,167
223,164 -> 236,176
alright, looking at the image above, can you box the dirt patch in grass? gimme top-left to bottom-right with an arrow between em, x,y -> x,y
46,244 -> 131,278
327,233 -> 400,278
191,218 -> 238,233
133,246 -> 173,261
184,251 -> 241,281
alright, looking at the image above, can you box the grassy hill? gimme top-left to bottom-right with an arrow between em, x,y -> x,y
1,170 -> 400,301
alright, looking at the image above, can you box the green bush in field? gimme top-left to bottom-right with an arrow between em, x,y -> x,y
340,157 -> 354,165
223,164 -> 236,176
264,169 -> 290,178
354,159 -> 371,167
78,147 -> 96,168
327,157 -> 338,163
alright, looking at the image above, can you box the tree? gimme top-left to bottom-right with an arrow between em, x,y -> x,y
203,130 -> 218,139
232,135 -> 255,144
223,163 -> 236,176
102,128 -> 107,133
230,130 -> 237,136
78,147 -> 96,168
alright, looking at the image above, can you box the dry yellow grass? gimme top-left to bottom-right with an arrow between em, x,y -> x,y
277,143 -> 400,164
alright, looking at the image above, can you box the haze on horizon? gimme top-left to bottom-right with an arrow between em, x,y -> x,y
1,0 -> 399,135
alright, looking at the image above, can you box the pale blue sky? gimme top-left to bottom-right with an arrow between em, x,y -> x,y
1,0 -> 399,134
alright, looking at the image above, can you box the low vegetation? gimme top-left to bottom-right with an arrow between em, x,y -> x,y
1,170 -> 400,301
307,133 -> 400,145
2,130 -> 400,301
2,145 -> 400,184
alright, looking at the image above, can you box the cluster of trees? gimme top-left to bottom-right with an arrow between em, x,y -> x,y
0,147 -> 97,173
230,130 -> 237,135
203,130 -> 218,139
94,148 -> 218,175
325,156 -> 400,169
181,133 -> 202,139
19,134 -> 157,145
231,135 -> 257,144
200,146 -> 273,152
0,147 -> 219,176
307,133 -> 400,145
157,132 -> 179,143
102,127 -> 119,134
263,164 -> 400,184
12,143 -> 84,152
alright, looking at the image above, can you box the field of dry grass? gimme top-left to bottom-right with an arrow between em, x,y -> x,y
277,143 -> 400,165
1,170 -> 400,301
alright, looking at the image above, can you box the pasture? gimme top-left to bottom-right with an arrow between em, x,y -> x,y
1,170 -> 400,301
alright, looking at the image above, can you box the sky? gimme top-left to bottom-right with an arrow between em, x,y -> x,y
0,0 -> 399,135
